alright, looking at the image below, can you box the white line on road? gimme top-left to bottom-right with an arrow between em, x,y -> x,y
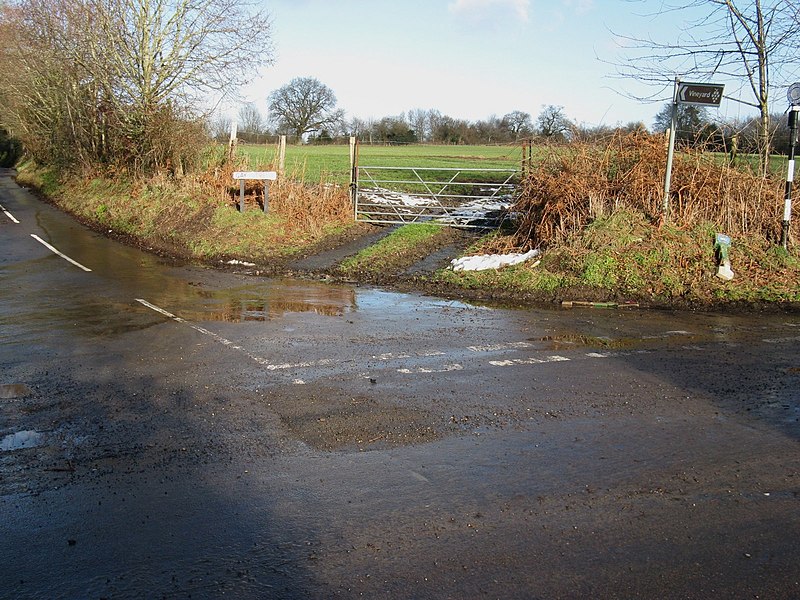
763,335 -> 800,344
373,350 -> 446,361
30,234 -> 92,272
136,298 -> 248,352
586,350 -> 651,359
136,298 -> 335,376
468,341 -> 535,352
487,349 -> 653,368
1,203 -> 19,223
135,298 -> 176,318
397,364 -> 464,374
489,355 -> 571,367
261,358 -> 337,371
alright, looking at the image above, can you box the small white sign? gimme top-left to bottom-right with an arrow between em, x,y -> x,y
233,171 -> 277,180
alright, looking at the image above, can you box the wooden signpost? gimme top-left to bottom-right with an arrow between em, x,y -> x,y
233,171 -> 277,213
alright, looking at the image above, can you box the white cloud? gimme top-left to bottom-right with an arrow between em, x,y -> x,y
448,0 -> 531,22
562,0 -> 594,15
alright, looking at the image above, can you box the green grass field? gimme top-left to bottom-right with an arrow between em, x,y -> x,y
237,143 -> 527,185
711,152 -> 790,177
235,142 -> 793,185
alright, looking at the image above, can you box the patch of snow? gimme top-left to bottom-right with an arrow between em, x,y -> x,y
451,249 -> 541,272
227,259 -> 256,267
1,430 -> 43,451
361,188 -> 440,207
360,186 -> 515,226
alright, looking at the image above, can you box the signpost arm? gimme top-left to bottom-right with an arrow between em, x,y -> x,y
663,78 -> 679,221
781,106 -> 798,249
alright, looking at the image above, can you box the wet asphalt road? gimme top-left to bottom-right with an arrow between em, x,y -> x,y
1,169 -> 799,599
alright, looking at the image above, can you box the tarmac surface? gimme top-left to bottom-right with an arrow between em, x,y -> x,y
1,169 -> 799,598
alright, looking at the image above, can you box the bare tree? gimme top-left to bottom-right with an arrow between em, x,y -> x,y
0,0 -> 274,172
407,108 -> 430,143
535,105 -> 574,141
613,0 -> 800,174
237,103 -> 267,143
267,77 -> 344,141
502,110 -> 533,139
425,109 -> 445,142
208,114 -> 233,144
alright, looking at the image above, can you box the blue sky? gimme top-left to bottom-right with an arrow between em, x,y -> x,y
234,0 -> 765,129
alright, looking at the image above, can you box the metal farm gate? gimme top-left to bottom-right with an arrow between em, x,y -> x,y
348,139 -> 524,229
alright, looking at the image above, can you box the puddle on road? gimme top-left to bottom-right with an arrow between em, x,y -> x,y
0,384 -> 32,399
1,430 -> 43,451
179,279 -> 358,322
536,334 -> 634,351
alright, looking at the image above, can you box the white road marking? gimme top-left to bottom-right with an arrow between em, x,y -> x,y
409,470 -> 431,483
489,355 -> 571,367
468,341 -> 535,352
373,350 -> 446,361
763,335 -> 800,344
1,204 -> 19,223
137,298 -> 253,355
398,364 -> 464,374
137,299 -> 341,373
260,359 -> 336,371
30,234 -> 92,272
135,298 -> 176,318
586,350 -> 652,359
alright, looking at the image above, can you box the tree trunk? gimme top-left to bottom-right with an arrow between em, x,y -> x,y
759,108 -> 770,177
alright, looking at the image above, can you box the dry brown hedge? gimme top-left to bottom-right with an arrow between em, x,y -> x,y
200,158 -> 352,236
510,132 -> 788,249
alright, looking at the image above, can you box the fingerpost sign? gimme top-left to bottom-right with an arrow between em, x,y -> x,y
677,82 -> 725,107
663,79 -> 725,219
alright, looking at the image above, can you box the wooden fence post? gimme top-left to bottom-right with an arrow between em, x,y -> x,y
228,121 -> 238,163
278,135 -> 286,176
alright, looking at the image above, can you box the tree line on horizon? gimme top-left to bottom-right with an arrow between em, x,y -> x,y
218,75 -> 796,158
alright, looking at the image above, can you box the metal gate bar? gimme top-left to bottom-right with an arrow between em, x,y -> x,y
354,165 -> 519,229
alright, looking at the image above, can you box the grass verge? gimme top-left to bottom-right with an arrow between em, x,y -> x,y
434,210 -> 800,306
338,223 -> 450,278
15,160 -> 355,266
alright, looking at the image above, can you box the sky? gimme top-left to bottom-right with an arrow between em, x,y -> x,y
230,0 -> 768,130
